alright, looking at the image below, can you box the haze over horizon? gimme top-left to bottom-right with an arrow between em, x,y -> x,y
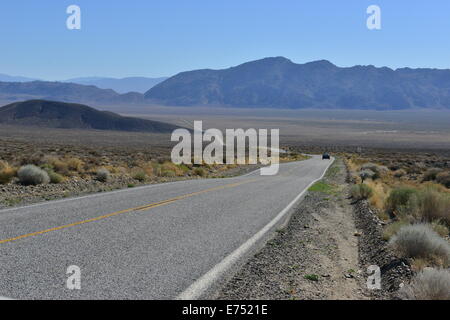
1,0 -> 450,80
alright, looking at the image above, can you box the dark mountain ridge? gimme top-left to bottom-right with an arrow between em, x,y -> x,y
144,57 -> 450,110
0,100 -> 178,133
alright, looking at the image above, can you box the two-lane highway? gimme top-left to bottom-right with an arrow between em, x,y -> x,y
0,156 -> 332,299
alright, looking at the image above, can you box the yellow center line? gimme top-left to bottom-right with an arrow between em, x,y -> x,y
0,178 -> 258,245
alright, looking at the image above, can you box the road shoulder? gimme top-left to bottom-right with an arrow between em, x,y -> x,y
213,158 -> 369,300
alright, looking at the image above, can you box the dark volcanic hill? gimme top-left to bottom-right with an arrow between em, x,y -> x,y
0,100 -> 178,133
144,57 -> 450,110
0,81 -> 144,105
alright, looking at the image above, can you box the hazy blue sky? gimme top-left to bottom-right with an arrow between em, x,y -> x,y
1,1 -> 449,80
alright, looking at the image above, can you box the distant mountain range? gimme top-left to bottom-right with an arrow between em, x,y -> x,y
3,58 -> 450,110
0,100 -> 179,133
0,73 -> 39,83
63,76 -> 168,94
0,81 -> 144,105
144,57 -> 450,110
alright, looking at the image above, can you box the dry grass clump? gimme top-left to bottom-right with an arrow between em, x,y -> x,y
131,169 -> 147,182
193,167 -> 206,177
161,162 -> 184,177
47,170 -> 64,184
436,171 -> 450,188
385,187 -> 450,226
389,224 -> 450,267
66,157 -> 84,172
365,180 -> 391,212
399,268 -> 450,300
409,188 -> 450,226
18,165 -> 50,186
350,184 -> 373,200
382,220 -> 410,241
0,160 -> 16,184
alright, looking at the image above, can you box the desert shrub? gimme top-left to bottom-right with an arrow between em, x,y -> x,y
45,157 -> 69,175
152,163 -> 162,176
389,224 -> 450,266
18,165 -> 50,185
350,184 -> 373,200
96,168 -> 110,182
422,168 -> 443,182
436,171 -> 450,188
193,168 -> 206,177
161,162 -> 184,176
412,188 -> 450,225
399,268 -> 450,300
385,187 -> 418,216
132,170 -> 147,182
359,169 -> 375,181
178,164 -> 191,173
142,163 -> 154,177
66,157 -> 84,172
161,170 -> 176,178
382,220 -> 410,241
0,161 -> 16,184
393,169 -> 407,178
47,171 -> 64,184
361,163 -> 388,178
361,163 -> 379,172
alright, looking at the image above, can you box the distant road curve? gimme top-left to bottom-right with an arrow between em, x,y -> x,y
0,155 -> 333,299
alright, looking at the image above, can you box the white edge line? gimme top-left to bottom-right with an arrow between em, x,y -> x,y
176,157 -> 335,300
0,296 -> 13,300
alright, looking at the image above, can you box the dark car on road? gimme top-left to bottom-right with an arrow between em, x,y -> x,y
322,153 -> 331,160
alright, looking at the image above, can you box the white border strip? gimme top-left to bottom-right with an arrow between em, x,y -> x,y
176,157 -> 335,300
0,296 -> 13,300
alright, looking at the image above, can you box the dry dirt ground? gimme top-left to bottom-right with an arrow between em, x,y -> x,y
215,159 -> 370,300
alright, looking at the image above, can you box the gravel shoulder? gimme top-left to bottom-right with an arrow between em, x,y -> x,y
214,158 -> 370,300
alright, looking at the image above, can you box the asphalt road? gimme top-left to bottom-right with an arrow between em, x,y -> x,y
0,156 -> 332,299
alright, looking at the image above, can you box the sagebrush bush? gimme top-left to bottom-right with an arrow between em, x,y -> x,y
389,224 -> 450,266
351,184 -> 373,200
361,163 -> 380,172
96,168 -> 110,182
18,165 -> 50,185
385,187 -> 417,216
399,268 -> 450,300
436,171 -> 450,188
359,169 -> 375,182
